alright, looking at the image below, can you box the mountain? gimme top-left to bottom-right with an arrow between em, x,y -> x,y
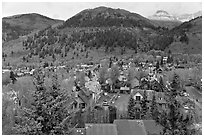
149,10 -> 202,22
2,7 -> 202,68
60,6 -> 157,29
149,10 -> 177,21
176,11 -> 202,22
167,17 -> 202,54
151,20 -> 182,29
2,13 -> 64,42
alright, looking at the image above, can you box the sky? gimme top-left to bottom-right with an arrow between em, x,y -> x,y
2,2 -> 202,20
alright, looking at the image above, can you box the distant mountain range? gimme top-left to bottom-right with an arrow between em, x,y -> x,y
148,10 -> 202,22
2,6 -> 202,58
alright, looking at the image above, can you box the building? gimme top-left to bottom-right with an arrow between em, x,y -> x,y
131,89 -> 167,113
81,120 -> 163,135
85,124 -> 118,135
114,120 -> 147,135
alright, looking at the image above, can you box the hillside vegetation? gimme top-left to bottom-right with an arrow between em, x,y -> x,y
2,13 -> 64,42
2,7 -> 202,68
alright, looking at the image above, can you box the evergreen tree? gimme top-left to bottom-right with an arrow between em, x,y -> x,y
14,69 -> 74,135
75,107 -> 84,128
170,73 -> 181,92
140,90 -> 148,119
126,68 -> 135,87
156,73 -> 194,135
85,107 -> 92,123
10,71 -> 17,84
98,66 -> 107,84
109,65 -> 120,86
160,56 -> 164,66
158,76 -> 164,92
127,95 -> 135,119
156,61 -> 160,70
150,91 -> 159,120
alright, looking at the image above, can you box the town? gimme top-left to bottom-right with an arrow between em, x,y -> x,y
3,51 -> 202,134
2,2 -> 202,135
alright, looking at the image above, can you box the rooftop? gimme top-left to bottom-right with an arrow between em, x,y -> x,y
114,120 -> 147,135
85,123 -> 117,135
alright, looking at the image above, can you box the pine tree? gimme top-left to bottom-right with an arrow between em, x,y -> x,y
109,65 -> 120,86
159,76 -> 164,92
126,68 -> 135,87
150,91 -> 159,120
85,107 -> 93,123
160,56 -> 164,66
156,73 -> 194,135
140,90 -> 148,119
75,107 -> 84,128
98,66 -> 107,84
127,95 -> 135,119
10,71 -> 17,84
156,61 -> 160,70
14,69 -> 74,135
170,73 -> 181,95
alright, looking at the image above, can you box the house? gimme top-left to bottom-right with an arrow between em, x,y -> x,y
2,69 -> 11,74
132,91 -> 143,102
150,79 -> 164,92
163,56 -> 168,64
120,86 -> 130,94
140,77 -> 150,89
72,86 -> 93,111
95,92 -> 115,109
85,80 -> 101,94
118,75 -> 127,82
82,120 -> 163,135
85,124 -> 118,135
113,120 -> 147,135
131,89 -> 167,110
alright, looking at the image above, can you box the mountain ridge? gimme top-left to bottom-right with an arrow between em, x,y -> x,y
148,10 -> 202,22
60,6 -> 157,29
2,13 -> 64,42
2,6 -> 202,63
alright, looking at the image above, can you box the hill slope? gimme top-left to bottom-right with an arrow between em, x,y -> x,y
2,13 -> 64,42
151,20 -> 182,29
167,17 -> 202,54
60,6 -> 156,29
2,8 -> 202,68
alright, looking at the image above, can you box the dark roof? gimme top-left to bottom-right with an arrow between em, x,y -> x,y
81,86 -> 91,97
78,90 -> 90,105
85,124 -> 117,135
142,120 -> 163,135
114,120 -> 147,135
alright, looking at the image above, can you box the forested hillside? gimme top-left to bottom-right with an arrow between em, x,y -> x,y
2,13 -> 63,42
2,7 -> 202,68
